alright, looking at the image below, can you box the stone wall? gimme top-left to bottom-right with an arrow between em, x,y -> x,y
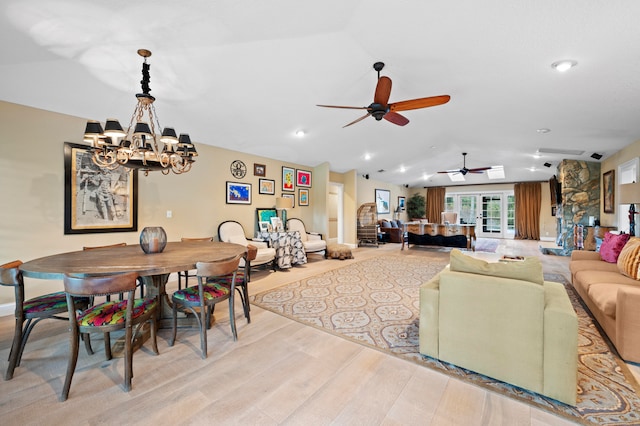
557,159 -> 601,251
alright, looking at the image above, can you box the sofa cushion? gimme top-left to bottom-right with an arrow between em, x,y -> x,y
617,237 -> 640,280
574,269 -> 640,294
449,249 -> 544,285
587,284 -> 619,318
600,232 -> 630,263
389,220 -> 398,228
381,220 -> 391,228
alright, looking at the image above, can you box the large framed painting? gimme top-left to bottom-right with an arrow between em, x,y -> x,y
226,181 -> 252,204
282,166 -> 295,192
375,188 -> 391,214
603,170 -> 615,213
64,142 -> 138,234
296,169 -> 312,187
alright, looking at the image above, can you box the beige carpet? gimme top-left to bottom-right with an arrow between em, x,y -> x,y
251,254 -> 640,426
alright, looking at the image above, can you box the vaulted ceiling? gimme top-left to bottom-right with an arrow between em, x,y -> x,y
2,0 -> 639,187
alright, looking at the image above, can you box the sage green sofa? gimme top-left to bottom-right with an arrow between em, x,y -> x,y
419,250 -> 578,406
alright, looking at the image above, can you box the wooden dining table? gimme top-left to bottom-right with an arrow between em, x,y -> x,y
19,241 -> 247,328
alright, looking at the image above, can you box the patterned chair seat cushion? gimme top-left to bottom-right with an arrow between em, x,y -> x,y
207,272 -> 245,286
78,298 -> 157,327
173,282 -> 231,304
24,291 -> 68,314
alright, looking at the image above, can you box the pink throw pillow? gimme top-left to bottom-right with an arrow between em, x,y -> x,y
599,232 -> 631,263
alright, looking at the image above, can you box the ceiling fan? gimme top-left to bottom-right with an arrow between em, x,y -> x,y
438,152 -> 492,175
317,62 -> 450,128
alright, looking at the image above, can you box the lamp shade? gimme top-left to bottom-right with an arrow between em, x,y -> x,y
104,119 -> 126,138
276,197 -> 293,210
133,121 -> 152,136
160,127 -> 178,144
619,182 -> 640,204
84,120 -> 104,137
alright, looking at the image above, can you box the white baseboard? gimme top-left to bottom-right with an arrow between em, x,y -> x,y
0,303 -> 15,317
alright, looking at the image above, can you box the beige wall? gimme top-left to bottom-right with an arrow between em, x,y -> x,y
601,139 -> 640,229
0,101 -> 354,306
356,175 -> 410,222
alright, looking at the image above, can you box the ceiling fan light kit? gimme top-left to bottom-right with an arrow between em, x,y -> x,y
317,61 -> 450,128
551,60 -> 577,72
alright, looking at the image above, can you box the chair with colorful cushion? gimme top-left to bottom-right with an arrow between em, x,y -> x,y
60,271 -> 158,401
169,253 -> 243,359
1,260 -> 90,381
207,244 -> 257,323
178,237 -> 214,289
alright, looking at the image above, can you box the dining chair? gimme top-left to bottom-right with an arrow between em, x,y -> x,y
206,244 -> 257,323
1,260 -> 90,381
217,220 -> 276,280
61,271 -> 158,401
169,253 -> 243,359
83,243 -> 144,298
178,237 -> 214,289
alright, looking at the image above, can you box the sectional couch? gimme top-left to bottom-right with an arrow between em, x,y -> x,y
569,234 -> 640,363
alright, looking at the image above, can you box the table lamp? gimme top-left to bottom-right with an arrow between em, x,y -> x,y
276,197 -> 293,229
619,182 -> 640,236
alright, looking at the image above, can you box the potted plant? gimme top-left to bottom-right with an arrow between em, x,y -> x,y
407,193 -> 426,220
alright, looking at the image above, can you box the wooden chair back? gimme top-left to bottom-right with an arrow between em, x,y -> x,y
196,253 -> 243,278
63,271 -> 139,297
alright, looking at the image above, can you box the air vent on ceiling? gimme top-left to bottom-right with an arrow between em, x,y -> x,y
537,148 -> 585,155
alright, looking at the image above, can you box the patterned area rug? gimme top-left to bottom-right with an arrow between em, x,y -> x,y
251,254 -> 640,425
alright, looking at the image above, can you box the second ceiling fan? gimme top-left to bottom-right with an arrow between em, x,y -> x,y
438,153 -> 492,175
317,62 -> 450,128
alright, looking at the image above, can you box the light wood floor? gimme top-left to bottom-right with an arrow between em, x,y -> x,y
1,240 -> 636,425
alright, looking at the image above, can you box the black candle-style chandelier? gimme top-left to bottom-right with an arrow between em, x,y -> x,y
83,49 -> 197,175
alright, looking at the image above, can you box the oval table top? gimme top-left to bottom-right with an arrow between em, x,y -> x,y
20,241 -> 247,280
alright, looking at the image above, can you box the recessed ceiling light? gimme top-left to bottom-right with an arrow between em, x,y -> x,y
399,166 -> 406,173
551,60 -> 577,72
295,130 -> 305,137
364,153 -> 371,160
536,128 -> 550,133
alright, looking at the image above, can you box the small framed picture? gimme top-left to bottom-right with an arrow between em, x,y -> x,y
282,193 -> 295,208
375,188 -> 390,214
226,181 -> 251,204
259,221 -> 271,232
398,196 -> 406,211
254,163 -> 266,177
296,169 -> 312,187
259,178 -> 275,195
270,216 -> 284,232
299,188 -> 309,206
282,166 -> 295,192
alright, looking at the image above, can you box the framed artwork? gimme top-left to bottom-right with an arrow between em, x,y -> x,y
398,196 -> 406,211
254,163 -> 266,177
226,181 -> 252,204
296,169 -> 312,187
64,142 -> 138,234
551,206 -> 557,217
256,208 -> 278,224
270,216 -> 284,232
375,188 -> 391,214
259,221 -> 272,232
299,189 -> 309,206
259,178 -> 275,195
282,193 -> 295,208
282,166 -> 295,192
603,170 -> 615,213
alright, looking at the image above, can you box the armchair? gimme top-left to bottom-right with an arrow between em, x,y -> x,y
286,218 -> 327,256
420,249 -> 578,405
217,220 -> 276,280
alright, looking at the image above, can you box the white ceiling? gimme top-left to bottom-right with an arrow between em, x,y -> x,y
2,0 -> 640,187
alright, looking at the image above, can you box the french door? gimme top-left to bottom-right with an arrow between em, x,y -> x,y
450,192 -> 514,238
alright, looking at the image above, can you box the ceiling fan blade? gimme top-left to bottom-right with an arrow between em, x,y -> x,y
317,104 -> 369,110
437,170 -> 460,174
467,167 -> 492,173
343,112 -> 371,128
390,95 -> 451,112
373,76 -> 392,105
383,111 -> 409,126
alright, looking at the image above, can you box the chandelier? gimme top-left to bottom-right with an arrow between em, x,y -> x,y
83,49 -> 197,175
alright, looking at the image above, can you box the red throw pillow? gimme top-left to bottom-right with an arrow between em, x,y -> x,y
599,232 -> 631,263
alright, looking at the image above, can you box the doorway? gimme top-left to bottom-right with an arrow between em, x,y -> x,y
447,191 -> 515,238
328,182 -> 344,244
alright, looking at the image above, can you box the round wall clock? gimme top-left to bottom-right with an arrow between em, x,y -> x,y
230,160 -> 247,179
